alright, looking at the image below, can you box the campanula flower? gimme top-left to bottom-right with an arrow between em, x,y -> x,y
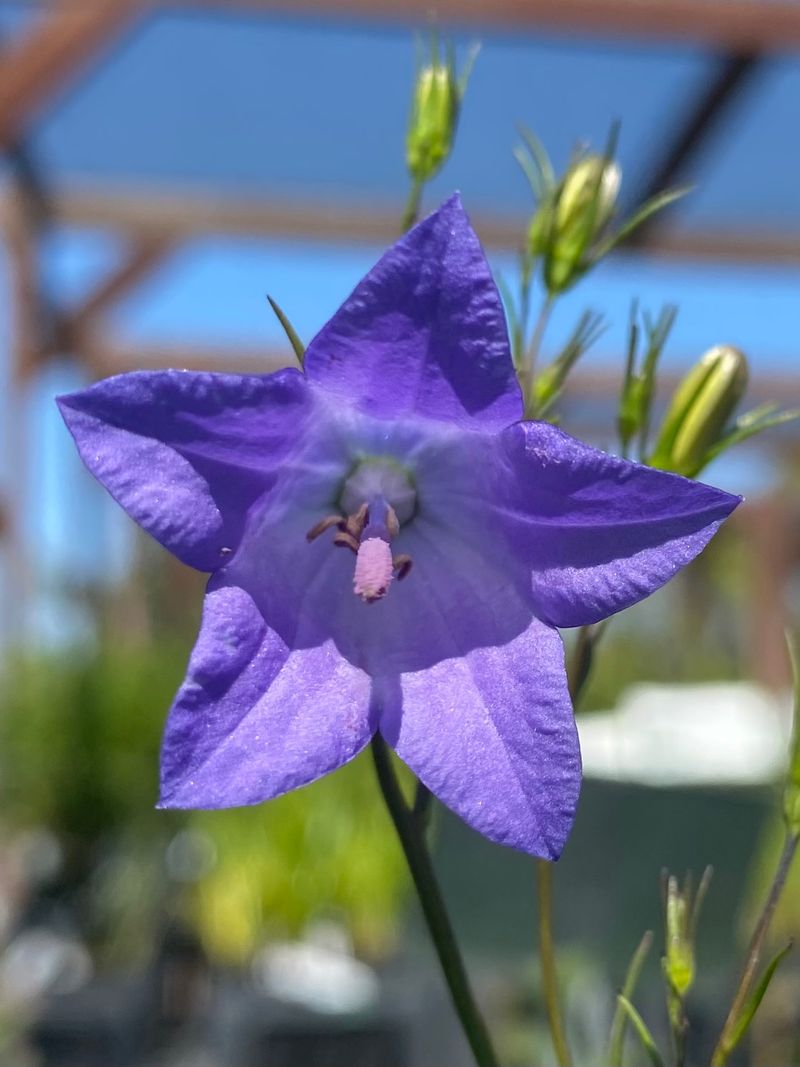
58,197 -> 739,859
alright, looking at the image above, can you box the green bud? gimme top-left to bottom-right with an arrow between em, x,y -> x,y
618,305 -> 677,459
649,345 -> 749,478
557,155 -> 620,235
407,41 -> 474,184
662,868 -> 711,1000
544,154 -> 621,294
527,201 -> 551,258
529,309 -> 605,419
664,879 -> 694,995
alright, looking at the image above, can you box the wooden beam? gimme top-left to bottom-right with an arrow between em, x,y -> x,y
85,340 -> 292,378
88,341 -> 800,418
3,189 -> 41,382
179,0 -> 800,53
7,186 -> 799,268
67,237 -> 174,338
0,0 -> 144,148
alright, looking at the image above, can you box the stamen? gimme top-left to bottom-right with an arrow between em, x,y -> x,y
306,513 -> 344,542
308,461 -> 417,602
333,531 -> 360,554
393,554 -> 413,580
354,536 -> 394,603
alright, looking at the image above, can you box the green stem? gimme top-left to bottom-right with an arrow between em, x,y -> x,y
711,830 -> 800,1067
522,294 -> 554,418
513,256 -> 534,367
608,931 -> 654,1067
537,859 -> 573,1067
413,779 -> 434,830
536,620 -> 610,1067
402,178 -> 424,232
528,294 -> 553,371
370,735 -> 500,1067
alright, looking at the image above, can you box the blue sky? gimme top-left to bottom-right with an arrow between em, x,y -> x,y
0,4 -> 798,637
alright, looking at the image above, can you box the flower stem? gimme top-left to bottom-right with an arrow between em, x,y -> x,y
370,735 -> 500,1067
536,621 -> 610,1067
537,858 -> 573,1067
402,178 -> 424,232
527,293 -> 554,378
710,829 -> 800,1067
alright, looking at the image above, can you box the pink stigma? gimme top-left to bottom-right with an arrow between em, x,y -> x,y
354,537 -> 394,603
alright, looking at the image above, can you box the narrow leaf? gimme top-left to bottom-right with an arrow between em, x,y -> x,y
513,145 -> 544,200
704,406 -> 800,466
609,931 -> 654,1067
726,941 -> 793,1055
616,995 -> 665,1067
594,186 -> 690,260
267,295 -> 306,365
517,124 -> 555,189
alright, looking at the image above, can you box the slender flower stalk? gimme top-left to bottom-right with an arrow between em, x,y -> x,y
537,859 -> 573,1067
402,176 -> 424,232
608,931 -> 654,1067
536,620 -> 609,1067
525,294 -> 553,384
711,830 -> 800,1066
370,735 -> 499,1067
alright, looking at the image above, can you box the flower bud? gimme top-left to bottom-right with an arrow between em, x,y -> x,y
557,155 -> 620,236
664,877 -> 694,996
649,345 -> 749,478
544,155 -> 621,293
407,45 -> 462,184
662,868 -> 710,1000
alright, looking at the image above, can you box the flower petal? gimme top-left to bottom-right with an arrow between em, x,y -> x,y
304,194 -> 522,429
493,421 -> 741,627
377,617 -> 580,859
159,582 -> 374,808
57,368 -> 314,571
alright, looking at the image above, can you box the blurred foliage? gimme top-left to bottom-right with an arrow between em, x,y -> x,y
575,524 -> 745,712
0,628 -> 408,966
191,753 -> 408,964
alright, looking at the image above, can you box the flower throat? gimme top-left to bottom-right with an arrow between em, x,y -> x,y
305,459 -> 415,604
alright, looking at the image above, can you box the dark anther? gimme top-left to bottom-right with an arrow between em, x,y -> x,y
333,531 -> 360,554
306,514 -> 345,542
393,554 -> 413,580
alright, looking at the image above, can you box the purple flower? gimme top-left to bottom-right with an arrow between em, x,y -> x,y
58,196 -> 739,859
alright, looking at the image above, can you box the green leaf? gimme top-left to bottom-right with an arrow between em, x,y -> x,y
609,931 -> 654,1067
517,124 -> 555,189
594,186 -> 690,260
703,405 -> 800,467
267,295 -> 306,366
495,271 -> 522,366
531,309 -> 605,419
615,995 -> 665,1067
726,941 -> 793,1055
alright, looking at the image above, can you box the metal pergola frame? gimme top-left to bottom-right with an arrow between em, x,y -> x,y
1,0 -> 798,684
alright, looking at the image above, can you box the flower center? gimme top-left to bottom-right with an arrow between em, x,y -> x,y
305,459 -> 415,604
340,458 -> 416,524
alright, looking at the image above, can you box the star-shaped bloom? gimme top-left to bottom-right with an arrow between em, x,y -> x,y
58,196 -> 739,860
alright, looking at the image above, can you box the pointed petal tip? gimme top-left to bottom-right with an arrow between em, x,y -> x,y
410,191 -> 470,237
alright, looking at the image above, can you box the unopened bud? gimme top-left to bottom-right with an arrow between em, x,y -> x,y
407,43 -> 471,184
545,155 -> 621,294
650,345 -> 749,478
662,868 -> 710,1000
664,878 -> 694,995
557,155 -> 620,236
